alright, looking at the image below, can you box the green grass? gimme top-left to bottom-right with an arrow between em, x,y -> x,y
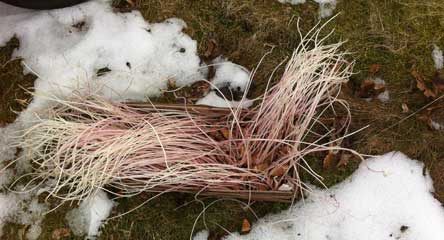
1,0 -> 444,239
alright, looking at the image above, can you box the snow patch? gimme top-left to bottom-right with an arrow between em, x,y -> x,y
373,77 -> 390,103
66,189 -> 114,238
0,123 -> 20,164
196,152 -> 444,240
0,0 -> 205,104
0,193 -> 21,236
15,198 -> 48,240
197,57 -> 253,108
278,0 -> 306,5
211,57 -> 250,92
0,189 -> 48,239
432,45 -> 443,70
193,230 -> 210,240
430,120 -> 444,131
314,0 -> 337,18
196,91 -> 253,109
277,0 -> 337,18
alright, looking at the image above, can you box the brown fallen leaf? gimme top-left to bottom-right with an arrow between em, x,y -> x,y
411,69 -> 436,98
358,79 -> 386,99
401,103 -> 409,113
270,164 -> 289,177
257,184 -> 269,191
368,64 -> 382,76
241,219 -> 251,234
358,79 -> 375,98
374,83 -> 386,91
189,80 -> 211,99
419,105 -> 444,131
323,152 -> 338,170
52,228 -> 71,240
337,153 -> 352,168
167,78 -> 176,89
433,70 -> 444,92
255,162 -> 269,172
203,39 -> 219,59
418,111 -> 433,129
220,128 -> 230,139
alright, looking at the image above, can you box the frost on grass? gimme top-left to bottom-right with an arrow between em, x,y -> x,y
278,0 -> 306,5
277,0 -> 337,18
203,152 -> 444,240
432,45 -> 443,70
66,190 -> 114,238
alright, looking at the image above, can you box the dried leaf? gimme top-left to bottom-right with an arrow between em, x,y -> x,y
337,153 -> 352,168
220,129 -> 230,139
52,228 -> 71,240
368,64 -> 382,75
167,78 -> 176,89
418,108 -> 434,130
358,79 -> 376,98
189,80 -> 210,99
125,0 -> 135,6
323,152 -> 338,170
401,103 -> 409,113
257,184 -> 268,191
270,164 -> 289,177
433,70 -> 444,92
411,69 -> 436,98
241,219 -> 251,234
373,83 -> 386,91
419,106 -> 444,131
203,39 -> 218,59
255,162 -> 269,172
239,144 -> 245,157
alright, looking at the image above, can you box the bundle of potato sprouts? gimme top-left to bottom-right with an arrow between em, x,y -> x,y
17,28 -> 356,202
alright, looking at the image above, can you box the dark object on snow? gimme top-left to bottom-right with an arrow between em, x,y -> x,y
0,0 -> 88,9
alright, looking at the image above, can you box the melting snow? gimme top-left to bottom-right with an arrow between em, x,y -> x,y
432,45 -> 443,70
197,57 -> 253,108
0,1 -> 204,103
197,91 -> 253,109
373,77 -> 390,103
66,190 -> 114,238
278,0 -> 337,18
195,152 -> 444,240
211,57 -> 250,92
